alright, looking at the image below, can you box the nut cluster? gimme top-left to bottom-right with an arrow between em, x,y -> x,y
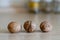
7,21 -> 52,33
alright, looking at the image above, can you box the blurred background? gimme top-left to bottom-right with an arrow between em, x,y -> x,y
0,0 -> 25,7
0,0 -> 60,13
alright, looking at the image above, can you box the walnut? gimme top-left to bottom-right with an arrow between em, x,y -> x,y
40,21 -> 52,32
23,21 -> 36,33
8,22 -> 21,33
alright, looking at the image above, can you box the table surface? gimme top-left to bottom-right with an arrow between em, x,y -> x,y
0,7 -> 60,40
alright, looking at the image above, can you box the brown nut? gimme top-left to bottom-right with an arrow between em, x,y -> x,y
23,21 -> 36,33
8,22 -> 21,33
40,21 -> 52,32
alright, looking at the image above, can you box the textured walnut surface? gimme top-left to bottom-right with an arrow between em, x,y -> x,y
40,21 -> 52,32
24,21 -> 36,33
8,22 -> 21,33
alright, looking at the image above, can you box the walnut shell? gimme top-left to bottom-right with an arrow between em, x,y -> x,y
8,22 -> 21,33
23,21 -> 36,33
40,21 -> 52,32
